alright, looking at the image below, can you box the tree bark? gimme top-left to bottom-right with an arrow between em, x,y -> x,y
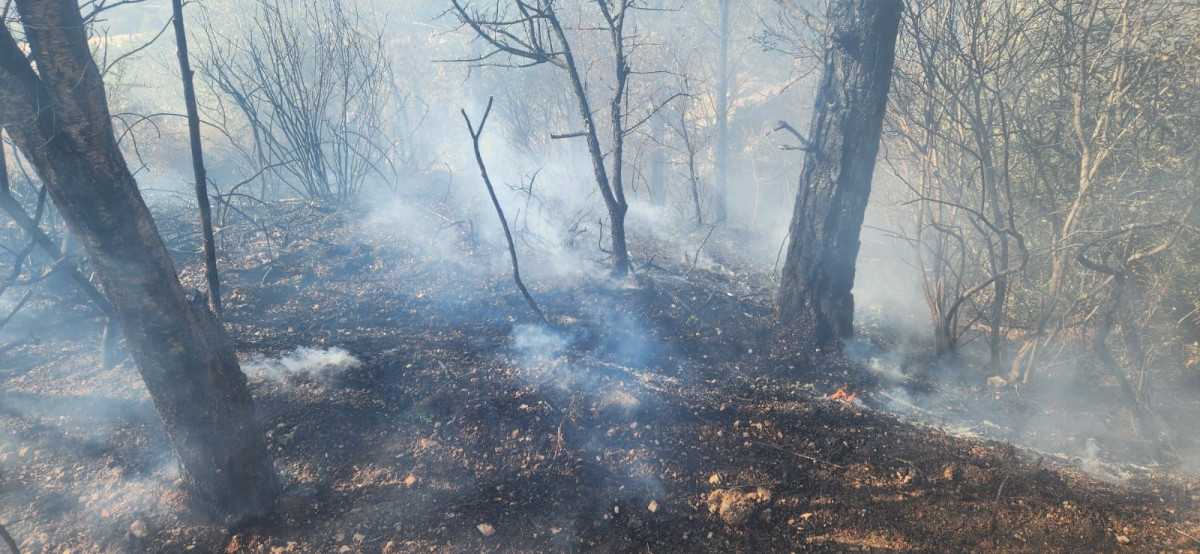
778,0 -> 902,346
0,0 -> 277,524
172,0 -> 222,318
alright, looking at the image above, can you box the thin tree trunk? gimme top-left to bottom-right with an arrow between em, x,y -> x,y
462,98 -> 547,324
172,0 -> 221,318
546,4 -> 630,277
778,0 -> 903,346
0,0 -> 277,524
650,116 -> 665,205
714,0 -> 730,223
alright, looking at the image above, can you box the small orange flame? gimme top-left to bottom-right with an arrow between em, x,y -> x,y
829,385 -> 856,403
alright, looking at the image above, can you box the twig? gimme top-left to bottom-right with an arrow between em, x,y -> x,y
685,225 -> 716,276
461,97 -> 548,324
752,440 -> 844,470
1175,527 -> 1200,545
0,290 -> 32,335
771,120 -> 814,151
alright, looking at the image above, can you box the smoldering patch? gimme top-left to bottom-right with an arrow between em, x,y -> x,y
242,346 -> 362,386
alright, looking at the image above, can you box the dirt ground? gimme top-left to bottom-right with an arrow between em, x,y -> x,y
2,203 -> 1199,553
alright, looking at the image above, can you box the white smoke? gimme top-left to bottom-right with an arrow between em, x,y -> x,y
242,346 -> 361,385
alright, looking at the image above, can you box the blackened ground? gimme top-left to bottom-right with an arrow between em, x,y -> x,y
0,203 -> 1198,553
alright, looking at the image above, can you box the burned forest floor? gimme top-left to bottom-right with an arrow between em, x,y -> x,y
2,200 -> 1200,553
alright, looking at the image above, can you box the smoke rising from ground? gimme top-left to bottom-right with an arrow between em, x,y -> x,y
242,347 -> 362,385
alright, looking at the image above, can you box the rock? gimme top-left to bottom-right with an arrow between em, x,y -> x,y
1116,535 -> 1130,544
382,541 -> 397,554
705,488 -> 772,526
404,474 -> 417,487
708,473 -> 722,485
648,500 -> 659,513
987,375 -> 1008,388
130,519 -> 149,539
601,390 -> 641,420
477,523 -> 495,537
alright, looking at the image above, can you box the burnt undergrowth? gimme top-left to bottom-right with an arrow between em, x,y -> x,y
1,203 -> 1198,553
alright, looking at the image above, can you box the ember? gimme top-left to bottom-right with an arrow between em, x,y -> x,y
829,386 -> 856,402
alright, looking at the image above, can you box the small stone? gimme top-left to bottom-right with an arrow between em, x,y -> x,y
987,376 -> 1008,388
130,520 -> 149,539
648,500 -> 659,513
338,546 -> 351,553
477,523 -> 495,537
352,533 -> 365,543
1116,535 -> 1130,544
708,474 -> 721,485
404,474 -> 417,486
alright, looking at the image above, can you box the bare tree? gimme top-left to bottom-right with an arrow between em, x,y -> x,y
196,0 -> 394,201
0,0 -> 277,524
886,0 -> 1040,364
451,0 -> 672,277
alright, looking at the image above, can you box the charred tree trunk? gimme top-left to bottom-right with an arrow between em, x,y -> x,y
0,0 -> 277,524
546,6 -> 631,277
172,0 -> 222,318
778,0 -> 902,346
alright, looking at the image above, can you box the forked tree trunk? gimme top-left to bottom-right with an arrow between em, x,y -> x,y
778,0 -> 902,346
0,0 -> 277,524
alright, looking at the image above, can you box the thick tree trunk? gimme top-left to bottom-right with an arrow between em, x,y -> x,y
172,0 -> 222,318
778,0 -> 902,346
0,0 -> 277,524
